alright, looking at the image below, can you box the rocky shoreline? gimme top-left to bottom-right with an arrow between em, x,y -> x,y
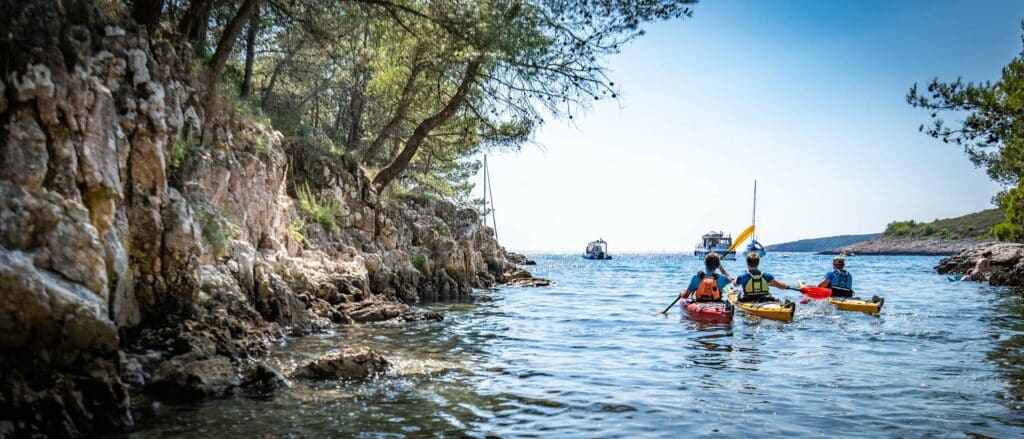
0,5 -> 547,437
821,237 -> 993,256
934,243 -> 1024,288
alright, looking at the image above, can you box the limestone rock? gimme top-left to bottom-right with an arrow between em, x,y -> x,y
242,361 -> 289,393
340,301 -> 409,323
148,355 -> 239,401
293,347 -> 389,380
935,243 -> 1024,289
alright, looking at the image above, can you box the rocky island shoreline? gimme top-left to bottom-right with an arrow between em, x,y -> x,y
0,4 -> 547,436
822,236 -> 994,256
935,243 -> 1024,289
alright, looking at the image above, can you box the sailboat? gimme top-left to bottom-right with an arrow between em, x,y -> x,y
744,180 -> 766,258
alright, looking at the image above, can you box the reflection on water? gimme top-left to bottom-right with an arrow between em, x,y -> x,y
132,254 -> 1024,437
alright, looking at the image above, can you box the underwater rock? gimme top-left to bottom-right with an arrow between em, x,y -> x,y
293,347 -> 390,380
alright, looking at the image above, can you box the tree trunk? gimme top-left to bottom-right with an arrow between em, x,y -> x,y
344,29 -> 372,152
331,96 -> 347,141
363,49 -> 425,163
132,0 -> 165,34
373,57 -> 482,192
345,66 -> 369,151
261,39 -> 304,110
240,6 -> 259,98
179,0 -> 214,42
208,0 -> 262,86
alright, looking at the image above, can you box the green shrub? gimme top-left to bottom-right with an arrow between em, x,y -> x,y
918,223 -> 937,237
411,253 -> 427,273
993,222 -> 1022,241
169,129 -> 197,168
192,203 -> 236,257
255,136 -> 270,157
288,218 -> 310,248
296,183 -> 340,233
884,220 -> 914,237
430,219 -> 451,236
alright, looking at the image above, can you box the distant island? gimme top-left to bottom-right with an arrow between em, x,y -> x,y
768,208 -> 1003,255
765,234 -> 881,253
833,209 -> 1002,255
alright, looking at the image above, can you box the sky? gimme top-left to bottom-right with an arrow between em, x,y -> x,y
477,0 -> 1024,253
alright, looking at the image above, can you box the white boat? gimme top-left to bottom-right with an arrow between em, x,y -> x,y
583,239 -> 612,260
694,231 -> 736,260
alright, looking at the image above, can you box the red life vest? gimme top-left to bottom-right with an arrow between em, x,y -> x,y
694,271 -> 721,301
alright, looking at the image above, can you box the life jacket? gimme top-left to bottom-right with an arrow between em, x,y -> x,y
829,270 -> 852,289
694,271 -> 721,301
743,271 -> 771,295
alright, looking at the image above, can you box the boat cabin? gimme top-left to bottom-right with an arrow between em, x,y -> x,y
584,239 -> 612,259
699,231 -> 732,250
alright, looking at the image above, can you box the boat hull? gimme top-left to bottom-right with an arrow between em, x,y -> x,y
582,254 -> 612,260
727,291 -> 795,322
694,250 -> 736,260
829,295 -> 884,314
683,300 -> 734,323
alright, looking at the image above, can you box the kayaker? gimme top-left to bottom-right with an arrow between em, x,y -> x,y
818,257 -> 854,297
680,253 -> 733,302
961,250 -> 993,282
733,253 -> 789,302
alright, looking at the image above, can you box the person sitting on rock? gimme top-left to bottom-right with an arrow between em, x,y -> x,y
680,253 -> 733,302
961,250 -> 993,282
734,253 -> 789,302
818,256 -> 854,297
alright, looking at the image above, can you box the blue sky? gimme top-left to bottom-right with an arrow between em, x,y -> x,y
480,0 -> 1024,252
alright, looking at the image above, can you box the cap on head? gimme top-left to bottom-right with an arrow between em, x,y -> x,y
746,253 -> 760,268
704,252 -> 721,271
833,257 -> 845,268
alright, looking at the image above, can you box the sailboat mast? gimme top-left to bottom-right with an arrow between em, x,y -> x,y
481,156 -> 488,227
486,156 -> 499,244
751,180 -> 757,240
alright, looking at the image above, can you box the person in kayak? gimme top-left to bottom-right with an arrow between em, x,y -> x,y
734,253 -> 789,302
961,250 -> 993,282
680,253 -> 733,302
818,256 -> 854,297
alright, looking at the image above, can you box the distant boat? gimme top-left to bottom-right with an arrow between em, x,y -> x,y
583,239 -> 612,260
744,180 -> 766,258
694,231 -> 736,260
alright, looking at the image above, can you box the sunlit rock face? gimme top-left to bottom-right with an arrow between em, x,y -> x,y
0,2 -> 539,436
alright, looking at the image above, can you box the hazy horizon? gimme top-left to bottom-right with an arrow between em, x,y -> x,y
476,0 -> 1024,253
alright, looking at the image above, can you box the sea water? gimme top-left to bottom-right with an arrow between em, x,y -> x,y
132,253 -> 1024,437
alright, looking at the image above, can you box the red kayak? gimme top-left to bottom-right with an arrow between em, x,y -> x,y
683,300 -> 734,323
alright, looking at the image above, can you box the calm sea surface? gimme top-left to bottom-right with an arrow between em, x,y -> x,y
133,253 -> 1024,437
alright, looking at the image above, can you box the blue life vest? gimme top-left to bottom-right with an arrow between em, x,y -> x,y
829,270 -> 852,289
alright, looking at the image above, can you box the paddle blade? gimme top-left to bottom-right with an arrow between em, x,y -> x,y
728,225 -> 756,252
800,286 -> 832,300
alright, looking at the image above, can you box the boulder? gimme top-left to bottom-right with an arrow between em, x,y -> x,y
242,361 -> 289,393
148,355 -> 239,401
293,347 -> 389,380
339,301 -> 409,323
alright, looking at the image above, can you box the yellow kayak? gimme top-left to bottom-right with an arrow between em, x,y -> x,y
727,291 -> 795,322
828,295 -> 884,314
797,281 -> 884,315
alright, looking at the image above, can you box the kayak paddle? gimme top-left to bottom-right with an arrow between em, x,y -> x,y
659,295 -> 682,314
792,281 -> 832,300
660,232 -> 749,314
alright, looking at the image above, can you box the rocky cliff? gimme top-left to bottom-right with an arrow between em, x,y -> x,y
0,3 -> 541,436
